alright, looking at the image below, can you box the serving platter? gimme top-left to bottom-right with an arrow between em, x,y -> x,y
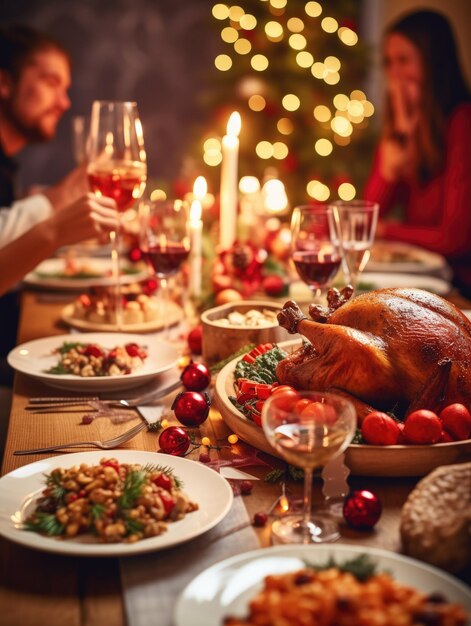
214,340 -> 471,477
368,241 -> 448,274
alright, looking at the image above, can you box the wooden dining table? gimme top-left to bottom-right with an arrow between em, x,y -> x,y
1,289 -> 470,626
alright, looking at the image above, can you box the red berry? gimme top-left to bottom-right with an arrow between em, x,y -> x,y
188,326 -> 203,354
159,491 -> 175,516
199,452 -> 211,463
361,412 -> 401,445
240,480 -> 253,495
125,343 -> 140,357
81,414 -> 95,425
83,344 -> 103,358
439,403 -> 471,440
253,512 -> 268,527
153,473 -> 172,491
404,410 -> 442,444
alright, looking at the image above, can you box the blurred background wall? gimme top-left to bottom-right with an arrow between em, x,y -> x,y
1,0 -> 470,193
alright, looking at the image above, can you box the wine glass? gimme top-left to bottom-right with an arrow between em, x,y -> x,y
71,115 -> 90,164
290,204 -> 342,302
262,390 -> 356,544
139,199 -> 191,334
329,200 -> 379,292
87,100 -> 147,329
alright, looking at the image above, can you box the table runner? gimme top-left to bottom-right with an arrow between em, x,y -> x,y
120,495 -> 260,626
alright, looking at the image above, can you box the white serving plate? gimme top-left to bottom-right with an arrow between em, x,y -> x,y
0,450 -> 233,557
214,340 -> 471,477
175,544 -> 471,626
368,241 -> 447,274
360,272 -> 450,295
7,333 -> 179,392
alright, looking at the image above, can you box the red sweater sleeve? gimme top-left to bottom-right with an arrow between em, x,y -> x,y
379,104 -> 471,258
363,147 -> 400,216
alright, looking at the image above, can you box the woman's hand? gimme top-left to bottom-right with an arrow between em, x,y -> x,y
50,193 -> 118,246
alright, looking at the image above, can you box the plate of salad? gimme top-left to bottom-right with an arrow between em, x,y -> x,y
214,341 -> 471,477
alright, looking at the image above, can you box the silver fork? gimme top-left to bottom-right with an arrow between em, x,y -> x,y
13,421 -> 147,455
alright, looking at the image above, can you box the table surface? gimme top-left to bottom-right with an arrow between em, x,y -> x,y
1,290 -> 470,626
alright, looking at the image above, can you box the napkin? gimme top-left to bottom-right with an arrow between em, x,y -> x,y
135,404 -> 165,426
120,495 -> 260,626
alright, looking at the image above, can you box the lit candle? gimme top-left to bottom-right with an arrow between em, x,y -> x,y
189,176 -> 206,298
220,111 -> 241,249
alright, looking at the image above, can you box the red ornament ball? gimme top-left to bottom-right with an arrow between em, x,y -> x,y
172,391 -> 211,427
343,490 -> 382,530
188,325 -> 203,354
158,426 -> 190,456
181,362 -> 211,391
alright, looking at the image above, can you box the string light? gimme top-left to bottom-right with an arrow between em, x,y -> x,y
277,117 -> 294,134
333,93 -> 349,110
296,51 -> 314,68
228,5 -> 245,22
324,56 -> 341,71
215,54 -> 232,71
228,433 -> 239,444
321,17 -> 338,33
234,38 -> 251,54
282,94 -> 300,111
324,72 -> 340,85
315,138 -> 333,156
287,17 -> 304,32
288,33 -> 307,50
248,94 -> 266,111
256,141 -> 274,159
150,189 -> 167,201
201,436 -> 212,446
251,54 -> 269,71
338,182 -> 356,200
212,4 -> 230,20
313,105 -> 331,122
311,62 -> 327,79
338,27 -> 358,45
305,1 -> 322,17
221,27 -> 239,43
265,21 -> 284,41
239,13 -> 257,29
273,141 -> 289,159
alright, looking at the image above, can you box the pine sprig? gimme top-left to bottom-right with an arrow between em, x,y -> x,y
24,512 -> 64,536
124,516 -> 143,536
91,503 -> 106,521
209,344 -> 256,374
45,471 -> 66,502
305,554 -> 378,582
143,463 -> 184,489
118,470 -> 146,510
265,469 -> 284,483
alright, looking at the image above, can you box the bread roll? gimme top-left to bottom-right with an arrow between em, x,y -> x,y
400,462 -> 471,573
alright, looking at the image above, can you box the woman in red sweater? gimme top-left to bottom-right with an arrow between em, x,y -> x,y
364,10 -> 471,296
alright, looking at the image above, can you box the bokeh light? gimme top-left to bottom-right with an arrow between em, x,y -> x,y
315,138 -> 333,156
215,54 -> 232,71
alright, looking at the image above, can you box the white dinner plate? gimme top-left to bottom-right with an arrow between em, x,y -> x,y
7,332 -> 179,392
0,450 -> 233,557
360,272 -> 450,295
174,544 -> 471,626
368,241 -> 447,274
23,257 -> 149,289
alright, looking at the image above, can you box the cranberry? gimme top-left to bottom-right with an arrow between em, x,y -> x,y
83,344 -> 103,358
199,452 -> 211,463
159,491 -> 175,516
101,459 -> 120,473
153,473 -> 172,491
125,343 -> 140,357
81,414 -> 95,425
240,480 -> 253,495
253,512 -> 268,527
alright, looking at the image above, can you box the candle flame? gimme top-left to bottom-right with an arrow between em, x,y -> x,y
279,495 -> 290,512
227,111 -> 241,137
193,176 -> 207,200
190,199 -> 202,222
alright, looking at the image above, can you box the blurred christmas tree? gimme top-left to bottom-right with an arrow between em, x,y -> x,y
187,0 -> 375,208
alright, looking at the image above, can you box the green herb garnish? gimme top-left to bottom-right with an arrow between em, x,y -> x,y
24,512 -> 64,536
305,554 -> 378,582
143,463 -> 183,489
117,470 -> 147,510
91,503 -> 106,521
45,471 -> 67,502
210,344 -> 256,374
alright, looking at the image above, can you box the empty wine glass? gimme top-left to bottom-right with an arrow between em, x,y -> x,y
329,200 -> 379,292
290,204 -> 342,302
262,390 -> 356,544
87,100 -> 147,328
139,199 -> 190,333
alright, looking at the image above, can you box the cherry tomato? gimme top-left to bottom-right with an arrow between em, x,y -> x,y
294,399 -> 312,413
271,385 -> 297,395
300,401 -> 337,425
153,473 -> 172,491
439,403 -> 471,440
403,409 -> 441,444
159,491 -> 175,516
101,459 -> 120,473
270,388 -> 299,411
361,411 -> 401,445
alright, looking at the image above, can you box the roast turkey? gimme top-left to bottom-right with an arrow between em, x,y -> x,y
276,287 -> 471,420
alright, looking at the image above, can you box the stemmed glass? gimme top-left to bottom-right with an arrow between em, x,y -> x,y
329,200 -> 379,292
262,390 -> 356,544
290,204 -> 342,302
139,199 -> 191,334
87,100 -> 147,329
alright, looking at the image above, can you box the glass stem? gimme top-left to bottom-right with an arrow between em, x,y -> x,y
302,467 -> 314,541
110,229 -> 122,331
159,276 -> 170,339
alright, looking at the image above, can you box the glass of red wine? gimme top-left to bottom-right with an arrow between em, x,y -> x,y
290,204 -> 342,301
139,199 -> 190,333
87,100 -> 147,329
